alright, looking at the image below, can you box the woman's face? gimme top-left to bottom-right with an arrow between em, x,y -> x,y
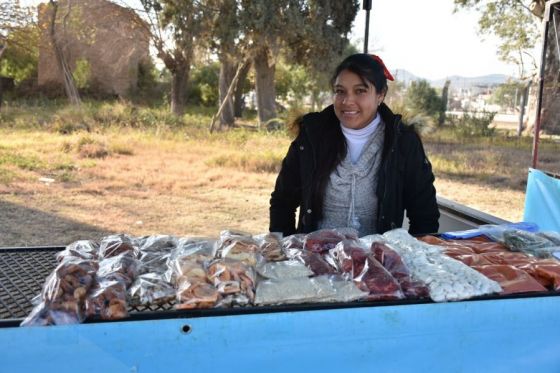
333,69 -> 385,130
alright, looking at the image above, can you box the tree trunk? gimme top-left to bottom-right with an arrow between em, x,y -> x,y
439,80 -> 450,127
0,45 -> 5,110
209,60 -> 249,133
253,47 -> 277,127
219,58 -> 236,128
170,61 -> 189,116
49,0 -> 80,106
233,61 -> 250,118
518,80 -> 531,137
540,10 -> 560,135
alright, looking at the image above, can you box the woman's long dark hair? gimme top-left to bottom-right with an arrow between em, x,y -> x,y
312,53 -> 389,221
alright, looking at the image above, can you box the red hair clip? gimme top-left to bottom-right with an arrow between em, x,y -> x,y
370,54 -> 394,81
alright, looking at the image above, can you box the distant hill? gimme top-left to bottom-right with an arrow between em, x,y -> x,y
392,69 -> 421,86
431,74 -> 511,89
392,69 -> 512,90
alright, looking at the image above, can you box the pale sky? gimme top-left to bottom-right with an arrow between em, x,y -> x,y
350,0 -> 523,80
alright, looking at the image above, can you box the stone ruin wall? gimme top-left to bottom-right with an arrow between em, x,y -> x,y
38,0 -> 150,97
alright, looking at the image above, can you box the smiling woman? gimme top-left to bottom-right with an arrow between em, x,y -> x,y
270,53 -> 440,237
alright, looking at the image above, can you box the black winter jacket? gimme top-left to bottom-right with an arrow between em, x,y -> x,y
269,103 -> 439,236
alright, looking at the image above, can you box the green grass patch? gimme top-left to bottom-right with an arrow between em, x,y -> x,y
0,151 -> 44,171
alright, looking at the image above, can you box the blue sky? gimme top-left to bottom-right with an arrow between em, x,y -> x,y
350,0 -> 529,80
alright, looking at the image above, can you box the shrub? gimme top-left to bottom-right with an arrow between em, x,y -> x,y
448,111 -> 497,137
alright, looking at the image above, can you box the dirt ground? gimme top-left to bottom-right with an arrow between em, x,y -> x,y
0,138 -> 525,247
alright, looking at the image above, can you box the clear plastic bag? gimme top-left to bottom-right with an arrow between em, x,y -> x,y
303,228 -> 358,253
85,280 -> 129,320
20,303 -> 83,327
254,232 -> 287,262
330,240 -> 404,300
22,259 -> 98,326
281,234 -> 305,254
129,273 -> 175,306
256,259 -> 313,280
301,250 -> 339,276
371,242 -> 429,299
165,240 -> 215,283
328,276 -> 369,302
97,253 -> 142,288
503,229 -> 557,257
140,235 -> 179,252
44,259 -> 98,303
255,276 -> 337,305
216,231 -> 258,266
536,231 -> 560,246
255,275 -> 367,305
171,250 -> 220,309
176,282 -> 220,310
98,234 -> 139,259
440,222 -> 539,240
56,240 -> 99,262
207,259 -> 255,306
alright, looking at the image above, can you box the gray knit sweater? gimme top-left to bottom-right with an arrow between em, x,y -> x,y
318,121 -> 385,236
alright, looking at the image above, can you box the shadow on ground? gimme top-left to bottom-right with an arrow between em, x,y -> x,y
0,200 -> 113,247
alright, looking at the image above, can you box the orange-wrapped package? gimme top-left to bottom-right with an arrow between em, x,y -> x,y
418,236 -> 476,257
471,265 -> 547,294
455,254 -> 495,267
478,252 -> 536,267
518,260 -> 560,290
419,235 -> 508,255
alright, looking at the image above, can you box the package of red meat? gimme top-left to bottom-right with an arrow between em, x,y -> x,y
303,228 -> 358,253
330,240 -> 404,300
471,265 -> 547,294
300,250 -> 339,276
518,260 -> 560,291
371,242 -> 429,299
418,236 -> 476,258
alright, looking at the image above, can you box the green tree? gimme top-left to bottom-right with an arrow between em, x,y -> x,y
405,79 -> 444,120
0,24 -> 39,84
238,0 -> 359,126
490,80 -> 525,110
0,1 -> 38,107
135,0 -> 204,115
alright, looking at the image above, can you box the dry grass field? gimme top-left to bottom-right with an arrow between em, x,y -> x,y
0,102 -> 557,247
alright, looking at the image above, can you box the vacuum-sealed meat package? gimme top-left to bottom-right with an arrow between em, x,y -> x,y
471,265 -> 547,294
330,240 -> 404,300
303,228 -> 358,253
371,242 -> 429,299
